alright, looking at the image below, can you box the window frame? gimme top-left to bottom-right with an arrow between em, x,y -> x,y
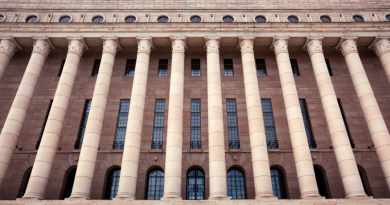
91,59 -> 101,77
256,59 -> 267,76
35,100 -> 53,149
227,169 -> 246,199
224,59 -> 234,76
190,99 -> 201,149
290,59 -> 300,76
113,99 -> 130,149
125,59 -> 136,76
186,169 -> 205,200
74,100 -> 92,149
226,99 -> 240,149
191,59 -> 201,76
151,99 -> 165,149
146,169 -> 165,200
270,167 -> 288,199
58,59 -> 66,77
104,168 -> 121,199
157,59 -> 168,76
325,59 -> 333,76
337,99 -> 355,148
261,99 -> 278,149
299,99 -> 316,148
123,15 -> 138,23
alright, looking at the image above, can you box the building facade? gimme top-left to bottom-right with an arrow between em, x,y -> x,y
0,0 -> 390,203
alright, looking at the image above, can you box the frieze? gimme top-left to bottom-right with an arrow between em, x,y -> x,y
373,38 -> 390,57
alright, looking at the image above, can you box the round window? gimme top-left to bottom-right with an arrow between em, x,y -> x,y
125,16 -> 136,23
190,16 -> 202,23
287,16 -> 299,23
353,15 -> 364,22
255,16 -> 267,23
0,15 -> 4,22
222,16 -> 234,23
26,15 -> 38,23
320,15 -> 331,23
59,16 -> 71,23
157,16 -> 169,23
92,16 -> 104,23
386,15 -> 390,21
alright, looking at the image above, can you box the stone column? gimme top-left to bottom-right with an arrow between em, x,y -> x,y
370,37 -> 390,84
161,37 -> 186,201
0,37 -> 54,189
69,38 -> 120,199
115,37 -> 153,200
205,37 -> 229,200
21,37 -> 88,200
305,37 -> 368,199
238,37 -> 276,200
0,37 -> 22,83
337,37 -> 390,192
271,37 -> 321,199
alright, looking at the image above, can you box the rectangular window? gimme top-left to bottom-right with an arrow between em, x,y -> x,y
299,99 -> 316,148
261,99 -> 278,149
190,99 -> 201,149
290,59 -> 300,76
113,99 -> 130,149
152,99 -> 165,149
158,59 -> 168,76
227,99 -> 239,149
125,59 -> 136,76
256,59 -> 267,76
91,59 -> 101,77
35,100 -> 53,149
75,100 -> 92,149
224,59 -> 234,76
191,59 -> 201,76
337,99 -> 355,148
325,59 -> 333,76
58,60 -> 65,77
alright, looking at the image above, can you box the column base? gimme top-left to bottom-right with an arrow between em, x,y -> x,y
16,197 -> 42,201
161,195 -> 182,201
255,196 -> 278,201
301,196 -> 326,200
114,195 -> 136,200
347,195 -> 373,200
208,195 -> 230,200
66,196 -> 90,200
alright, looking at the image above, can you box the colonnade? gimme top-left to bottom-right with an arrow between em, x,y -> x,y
0,35 -> 388,200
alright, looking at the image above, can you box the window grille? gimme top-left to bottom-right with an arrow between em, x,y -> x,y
191,59 -> 201,76
125,59 -> 136,76
270,168 -> 287,199
227,99 -> 239,149
104,169 -> 121,199
113,100 -> 130,149
261,99 -> 278,149
158,59 -> 168,76
223,16 -> 234,23
74,100 -> 92,149
190,99 -> 201,149
224,59 -> 234,76
146,170 -> 164,200
227,169 -> 246,199
152,100 -> 165,149
256,59 -> 267,76
186,169 -> 205,200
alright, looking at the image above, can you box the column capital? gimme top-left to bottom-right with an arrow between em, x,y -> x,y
204,36 -> 221,55
136,37 -> 153,56
368,37 -> 390,57
0,37 -> 22,58
336,37 -> 358,57
31,37 -> 55,58
101,37 -> 121,57
170,37 -> 187,55
303,37 -> 324,57
66,37 -> 89,57
238,37 -> 255,56
270,37 -> 289,56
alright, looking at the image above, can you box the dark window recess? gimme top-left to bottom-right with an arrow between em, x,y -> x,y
325,59 -> 333,76
314,167 -> 329,198
353,15 -> 364,22
287,16 -> 299,23
17,167 -> 32,198
62,168 -> 76,199
227,99 -> 240,149
36,100 -> 53,149
320,16 -> 331,23
113,100 -> 130,149
227,169 -> 246,199
26,16 -> 38,23
125,59 -> 136,76
58,59 -> 66,77
337,99 -> 355,148
191,59 -> 201,76
290,59 -> 300,76
224,59 -> 234,76
158,59 -> 168,76
104,169 -> 121,199
152,100 -> 165,149
270,168 -> 287,199
186,169 -> 205,200
386,15 -> 390,22
255,16 -> 267,23
0,15 -> 4,22
222,16 -> 234,23
261,99 -> 278,149
146,169 -> 164,200
74,100 -> 92,149
91,59 -> 101,77
190,16 -> 202,23
59,16 -> 71,23
190,99 -> 201,149
157,16 -> 169,23
256,59 -> 267,76
92,16 -> 104,23
124,16 -> 136,23
299,99 -> 316,148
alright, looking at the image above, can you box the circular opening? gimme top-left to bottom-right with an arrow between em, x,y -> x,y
223,16 -> 234,23
353,15 -> 364,22
59,16 -> 71,23
320,15 -> 331,23
0,15 -> 4,22
157,16 -> 169,23
287,16 -> 299,23
386,14 -> 390,21
255,15 -> 267,23
125,16 -> 136,23
26,15 -> 38,23
190,16 -> 202,23
92,16 -> 104,23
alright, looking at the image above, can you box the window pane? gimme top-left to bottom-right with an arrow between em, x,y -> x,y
147,170 -> 164,200
191,99 -> 201,149
125,59 -> 136,76
299,99 -> 316,148
152,100 -> 165,149
91,59 -> 101,76
224,59 -> 234,76
36,100 -> 53,149
191,59 -> 201,76
290,59 -> 300,76
227,169 -> 246,199
75,100 -> 92,149
113,100 -> 130,149
256,59 -> 267,76
158,59 -> 168,76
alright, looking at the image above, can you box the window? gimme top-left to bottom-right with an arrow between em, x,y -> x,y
255,15 -> 267,23
287,16 -> 299,23
314,167 -> 329,198
227,169 -> 246,199
104,169 -> 121,199
224,59 -> 234,76
190,16 -> 202,23
17,167 -> 32,198
26,16 -> 38,23
256,59 -> 267,76
152,100 -> 165,149
290,59 -> 300,76
157,16 -> 169,23
91,59 -> 101,77
227,99 -> 239,149
146,169 -> 164,200
35,100 -> 53,149
353,15 -> 364,22
62,168 -> 76,199
92,16 -> 104,23
113,100 -> 130,149
320,15 -> 331,23
299,99 -> 316,148
58,59 -> 66,77
386,15 -> 390,21
262,99 -> 278,149
222,16 -> 234,23
125,59 -> 136,76
270,168 -> 287,199
59,16 -> 71,23
337,99 -> 355,148
158,59 -> 168,76
325,59 -> 333,76
0,15 -> 4,22
74,100 -> 92,149
186,169 -> 205,200
125,16 -> 136,23
191,59 -> 201,76
190,99 -> 201,149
